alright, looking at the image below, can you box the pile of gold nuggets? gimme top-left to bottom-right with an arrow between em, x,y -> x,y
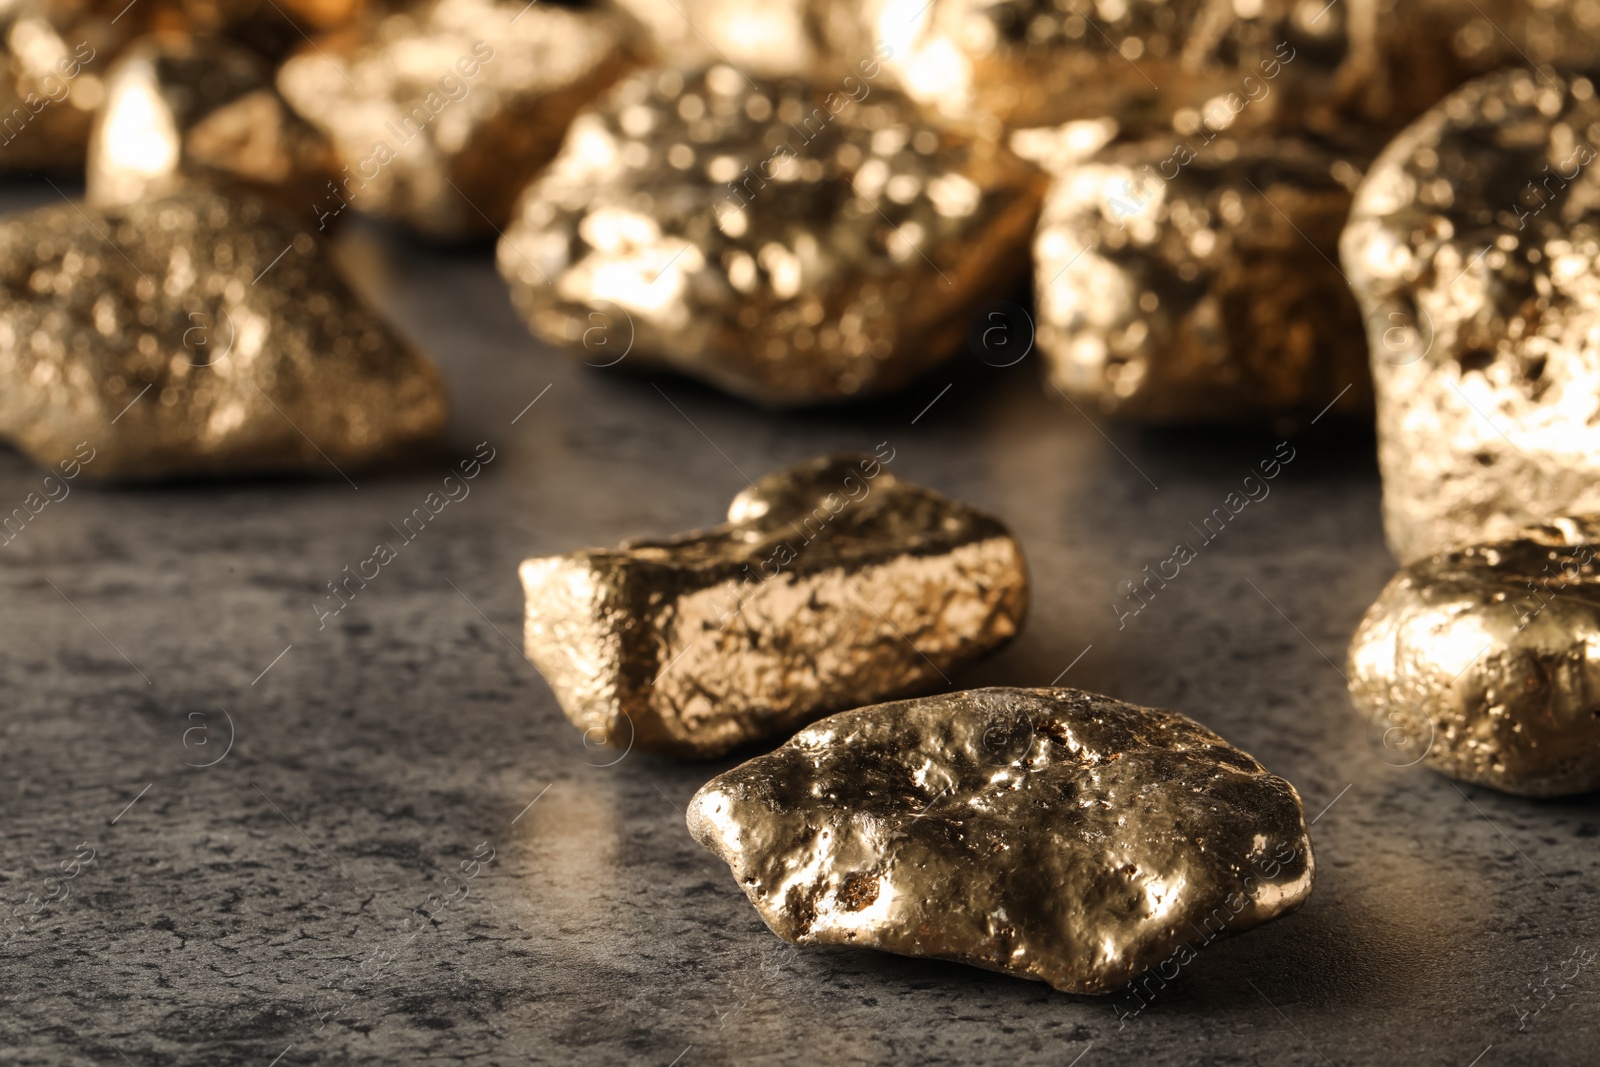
9,0 -> 1600,999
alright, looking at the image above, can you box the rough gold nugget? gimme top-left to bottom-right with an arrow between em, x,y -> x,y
498,66 -> 1045,405
687,687 -> 1314,994
0,191 -> 445,479
520,454 -> 1028,759
88,35 -> 336,219
1342,68 -> 1600,563
1349,516 -> 1600,796
277,0 -> 634,239
1036,133 -> 1370,423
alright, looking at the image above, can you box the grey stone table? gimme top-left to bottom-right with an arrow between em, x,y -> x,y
1,186 -> 1596,1067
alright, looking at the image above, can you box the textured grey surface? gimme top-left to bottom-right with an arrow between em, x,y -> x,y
0,183 -> 1596,1066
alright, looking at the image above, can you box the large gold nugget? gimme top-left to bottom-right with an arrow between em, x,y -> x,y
0,191 -> 446,480
498,67 -> 1046,405
1348,517 -> 1600,797
1037,133 -> 1370,423
1341,68 -> 1600,563
0,0 -> 129,174
687,687 -> 1314,993
276,0 -> 635,240
87,35 -> 336,220
520,455 -> 1028,759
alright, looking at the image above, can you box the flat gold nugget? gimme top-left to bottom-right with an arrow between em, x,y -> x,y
520,454 -> 1028,759
0,191 -> 446,479
1349,516 -> 1600,797
687,687 -> 1314,994
277,0 -> 635,239
1342,67 -> 1600,562
498,66 -> 1045,405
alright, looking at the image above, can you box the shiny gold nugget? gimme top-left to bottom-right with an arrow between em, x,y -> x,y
687,686 -> 1314,993
1037,133 -> 1370,423
277,0 -> 634,239
0,191 -> 446,480
1349,516 -> 1600,797
1342,68 -> 1600,562
88,34 -> 336,219
498,66 -> 1046,406
520,454 -> 1028,759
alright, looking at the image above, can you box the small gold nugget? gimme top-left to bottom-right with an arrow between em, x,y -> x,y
87,34 -> 336,220
687,687 -> 1314,993
520,454 -> 1028,759
498,66 -> 1045,405
1036,133 -> 1370,423
1348,517 -> 1600,797
277,0 -> 635,239
0,191 -> 446,480
1342,68 -> 1600,562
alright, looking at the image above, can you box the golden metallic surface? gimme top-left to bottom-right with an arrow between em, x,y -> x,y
87,34 -> 336,220
520,454 -> 1029,759
1348,516 -> 1600,796
687,686 -> 1314,994
0,0 -> 126,173
277,0 -> 635,240
498,66 -> 1046,406
1340,67 -> 1600,563
613,0 -> 866,80
0,190 -> 446,480
149,0 -> 364,58
1036,132 -> 1370,423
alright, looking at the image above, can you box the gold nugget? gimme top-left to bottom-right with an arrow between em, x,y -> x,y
87,35 -> 336,220
0,191 -> 446,480
687,687 -> 1314,993
1036,133 -> 1370,423
498,66 -> 1045,405
1342,68 -> 1600,562
0,0 -> 128,174
614,0 -> 866,80
1348,517 -> 1600,796
277,0 -> 635,239
520,454 -> 1028,759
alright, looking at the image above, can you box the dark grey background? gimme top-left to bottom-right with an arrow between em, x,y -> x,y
1,187 -> 1593,1066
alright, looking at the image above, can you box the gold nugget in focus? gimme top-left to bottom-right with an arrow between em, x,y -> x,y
520,454 -> 1028,759
0,0 -> 128,174
1036,133 -> 1370,423
277,0 -> 635,240
1341,68 -> 1600,563
498,66 -> 1046,405
1348,517 -> 1600,796
687,687 -> 1314,993
87,35 -> 336,219
0,191 -> 446,480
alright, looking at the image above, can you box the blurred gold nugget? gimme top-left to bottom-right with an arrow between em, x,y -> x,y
0,191 -> 446,480
1035,132 -> 1370,423
498,66 -> 1046,405
1341,67 -> 1600,563
613,0 -> 867,80
687,687 -> 1314,993
87,34 -> 336,219
0,0 -> 127,173
277,0 -> 635,239
146,0 -> 364,58
1349,516 -> 1600,796
519,454 -> 1028,759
